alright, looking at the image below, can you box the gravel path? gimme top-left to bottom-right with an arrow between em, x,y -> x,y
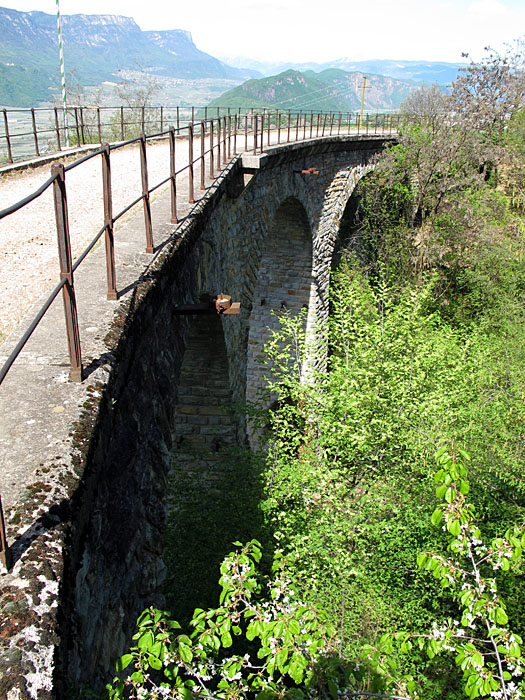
0,139 -> 185,342
0,126 -> 300,345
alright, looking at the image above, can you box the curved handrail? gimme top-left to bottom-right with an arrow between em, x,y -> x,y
0,111 -> 399,388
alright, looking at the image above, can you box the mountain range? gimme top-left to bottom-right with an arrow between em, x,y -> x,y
218,57 -> 466,86
0,6 -> 466,109
0,6 -> 257,106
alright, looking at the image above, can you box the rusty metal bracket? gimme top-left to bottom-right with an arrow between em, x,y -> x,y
294,167 -> 319,175
173,294 -> 240,316
215,294 -> 240,315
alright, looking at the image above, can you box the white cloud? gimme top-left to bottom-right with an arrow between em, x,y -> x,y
468,0 -> 509,16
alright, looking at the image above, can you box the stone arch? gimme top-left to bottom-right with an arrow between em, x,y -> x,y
245,196 -> 314,409
166,311 -> 240,616
312,163 -> 375,325
172,312 -> 237,467
331,169 -> 378,270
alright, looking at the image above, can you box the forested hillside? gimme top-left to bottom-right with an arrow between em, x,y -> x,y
106,42 -> 525,700
207,68 -> 419,112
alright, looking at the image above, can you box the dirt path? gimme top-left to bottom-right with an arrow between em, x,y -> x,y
0,125 -> 309,344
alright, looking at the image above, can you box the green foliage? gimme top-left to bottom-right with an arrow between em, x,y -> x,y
258,260 -> 525,698
163,447 -> 267,624
107,541 -> 357,700
366,449 -> 525,699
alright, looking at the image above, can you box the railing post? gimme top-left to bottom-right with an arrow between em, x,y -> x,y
310,111 -> 313,138
101,144 -> 117,300
253,113 -> 258,154
261,113 -> 265,152
209,119 -> 215,180
233,114 -> 238,155
0,494 -> 11,571
74,107 -> 80,146
97,108 -> 102,144
141,106 -> 145,134
51,163 -> 83,382
188,123 -> 194,204
120,106 -> 125,141
244,114 -> 248,152
277,111 -> 281,144
139,133 -> 154,253
79,107 -> 86,144
222,116 -> 227,164
267,111 -> 271,146
366,113 -> 369,135
3,109 -> 13,164
169,127 -> 178,223
357,111 -> 360,135
177,106 -> 180,130
31,108 -> 40,157
160,106 -> 164,133
287,110 -> 291,143
54,107 -> 62,152
200,121 -> 206,191
295,112 -> 300,141
227,109 -> 231,159
217,117 -> 221,168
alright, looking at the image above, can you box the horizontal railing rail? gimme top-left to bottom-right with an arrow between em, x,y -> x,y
0,110 -> 399,569
0,105 -> 399,165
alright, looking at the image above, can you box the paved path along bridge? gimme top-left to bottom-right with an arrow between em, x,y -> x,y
0,124 -> 394,699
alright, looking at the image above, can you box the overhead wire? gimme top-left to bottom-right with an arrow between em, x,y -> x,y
258,75 -> 365,113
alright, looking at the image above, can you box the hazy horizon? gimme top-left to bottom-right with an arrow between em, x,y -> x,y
1,0 -> 523,66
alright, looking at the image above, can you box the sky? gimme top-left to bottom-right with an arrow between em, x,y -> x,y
1,0 -> 524,65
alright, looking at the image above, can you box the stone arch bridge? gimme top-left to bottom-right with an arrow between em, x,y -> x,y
0,134 -> 392,699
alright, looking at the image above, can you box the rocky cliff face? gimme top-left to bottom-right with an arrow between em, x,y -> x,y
0,6 -> 254,106
0,9 -> 143,52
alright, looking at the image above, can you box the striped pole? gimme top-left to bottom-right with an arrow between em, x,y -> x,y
56,0 -> 69,148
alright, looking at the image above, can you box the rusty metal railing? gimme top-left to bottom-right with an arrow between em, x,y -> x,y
0,105 -> 400,165
0,110 -> 399,570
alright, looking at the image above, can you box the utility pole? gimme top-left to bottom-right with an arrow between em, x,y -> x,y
55,0 -> 69,147
359,76 -> 367,130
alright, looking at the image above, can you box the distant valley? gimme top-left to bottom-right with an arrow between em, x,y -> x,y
0,6 -> 257,106
0,6 -> 465,108
218,56 -> 465,86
